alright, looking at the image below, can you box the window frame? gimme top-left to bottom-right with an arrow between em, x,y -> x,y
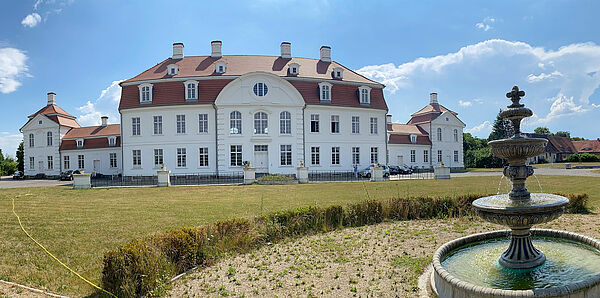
198,113 -> 209,133
454,129 -> 458,142
370,147 -> 378,164
454,150 -> 459,163
437,150 -> 443,163
331,147 -> 340,165
437,128 -> 442,141
352,147 -> 360,165
29,157 -> 35,169
424,150 -> 429,163
176,114 -> 186,134
184,80 -> 199,101
310,114 -> 319,133
351,116 -> 360,134
132,150 -> 141,168
230,111 -> 242,135
280,145 -> 292,166
138,83 -> 153,103
318,82 -> 332,101
253,112 -> 268,135
311,146 -> 320,165
176,148 -> 187,168
153,116 -> 162,135
199,147 -> 209,167
63,156 -> 70,169
132,117 -> 141,136
29,133 -> 34,147
358,86 -> 371,104
253,82 -> 268,97
154,149 -> 164,167
279,111 -> 291,135
330,115 -> 340,134
410,149 -> 416,163
230,145 -> 243,167
47,156 -> 53,170
370,117 -> 378,135
47,132 -> 52,146
78,154 -> 85,169
110,153 -> 118,168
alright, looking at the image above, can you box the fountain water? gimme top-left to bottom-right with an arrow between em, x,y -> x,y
429,86 -> 600,297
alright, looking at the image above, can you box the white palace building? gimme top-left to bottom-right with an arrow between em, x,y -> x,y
21,41 -> 464,178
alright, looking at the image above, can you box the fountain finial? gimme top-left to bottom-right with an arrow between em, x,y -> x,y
506,85 -> 525,108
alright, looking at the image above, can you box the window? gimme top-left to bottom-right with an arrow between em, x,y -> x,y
253,83 -> 268,96
254,112 -> 268,134
454,150 -> 459,163
198,114 -> 208,133
454,129 -> 458,142
154,149 -> 163,166
437,128 -> 442,141
310,114 -> 319,133
370,117 -> 378,134
371,147 -> 378,164
333,67 -> 343,79
153,116 -> 162,135
216,61 -> 226,73
47,132 -> 52,146
352,116 -> 360,134
78,155 -> 85,169
176,115 -> 186,134
63,156 -> 70,169
47,156 -> 53,170
311,147 -> 320,165
230,145 -> 242,166
132,117 -> 141,136
279,111 -> 291,134
110,153 -> 117,168
359,86 -> 371,104
331,147 -> 340,165
424,150 -> 429,163
29,134 -> 34,147
289,63 -> 299,75
318,82 -> 332,101
230,111 -> 242,134
109,137 -> 116,147
437,150 -> 442,163
280,145 -> 292,166
352,147 -> 360,165
168,64 -> 178,75
77,139 -> 84,149
139,83 -> 153,103
184,80 -> 198,100
177,148 -> 186,168
132,150 -> 141,167
410,150 -> 416,163
199,147 -> 209,167
330,115 -> 339,133
38,120 -> 42,125
29,157 -> 34,169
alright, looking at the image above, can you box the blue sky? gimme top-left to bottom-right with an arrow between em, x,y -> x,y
1,0 -> 600,157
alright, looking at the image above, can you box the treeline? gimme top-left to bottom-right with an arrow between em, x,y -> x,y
0,141 -> 24,176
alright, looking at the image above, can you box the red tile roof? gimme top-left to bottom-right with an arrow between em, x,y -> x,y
47,115 -> 81,128
386,123 -> 428,135
388,134 -> 431,145
546,136 -> 577,154
572,140 -> 600,153
411,103 -> 456,117
60,137 -> 121,150
407,113 -> 439,125
63,124 -> 121,139
28,104 -> 76,119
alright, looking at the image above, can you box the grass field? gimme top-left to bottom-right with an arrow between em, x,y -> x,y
465,168 -> 502,172
533,162 -> 600,169
1,175 -> 599,296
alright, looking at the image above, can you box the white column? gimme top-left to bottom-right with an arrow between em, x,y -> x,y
296,166 -> 308,183
72,173 -> 91,189
243,167 -> 256,185
157,169 -> 171,187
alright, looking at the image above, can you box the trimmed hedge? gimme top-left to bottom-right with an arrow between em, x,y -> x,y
102,193 -> 588,297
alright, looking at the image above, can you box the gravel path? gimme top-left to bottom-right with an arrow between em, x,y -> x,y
0,176 -> 72,189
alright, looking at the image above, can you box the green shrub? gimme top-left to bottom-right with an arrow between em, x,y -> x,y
565,153 -> 600,162
562,193 -> 589,214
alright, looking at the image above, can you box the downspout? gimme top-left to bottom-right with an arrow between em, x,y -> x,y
213,103 -> 218,175
120,111 -> 124,176
384,113 -> 388,166
302,105 -> 306,165
58,125 -> 62,175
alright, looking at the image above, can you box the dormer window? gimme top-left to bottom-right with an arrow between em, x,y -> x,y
77,139 -> 84,149
167,64 -> 178,76
358,86 -> 371,105
139,83 -> 153,103
184,80 -> 199,101
333,67 -> 343,79
215,61 -> 226,74
410,135 -> 417,144
318,82 -> 332,102
289,63 -> 300,75
108,137 -> 116,147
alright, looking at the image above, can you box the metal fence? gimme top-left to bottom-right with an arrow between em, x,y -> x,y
91,175 -> 158,187
309,168 -> 434,182
170,172 -> 244,186
389,168 -> 434,180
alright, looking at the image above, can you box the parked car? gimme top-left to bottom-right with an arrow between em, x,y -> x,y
60,170 -> 81,181
388,165 -> 413,175
12,171 -> 24,179
361,165 -> 390,178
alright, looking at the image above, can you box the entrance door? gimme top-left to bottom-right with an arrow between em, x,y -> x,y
397,155 -> 403,166
254,145 -> 269,173
93,160 -> 100,173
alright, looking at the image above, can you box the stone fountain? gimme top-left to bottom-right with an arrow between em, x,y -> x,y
428,86 -> 600,297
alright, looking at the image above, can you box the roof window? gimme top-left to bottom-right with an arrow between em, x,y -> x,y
216,61 -> 226,74
289,63 -> 300,75
333,67 -> 343,79
167,64 -> 178,75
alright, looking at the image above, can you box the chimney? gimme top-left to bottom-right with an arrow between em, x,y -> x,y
386,115 -> 392,124
47,92 -> 56,106
280,42 -> 291,59
101,116 -> 108,127
172,42 -> 184,59
430,92 -> 438,104
320,46 -> 331,62
211,40 -> 222,58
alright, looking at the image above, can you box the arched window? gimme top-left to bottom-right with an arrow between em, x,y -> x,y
454,129 -> 458,142
47,132 -> 52,146
437,128 -> 442,141
280,111 -> 291,134
230,111 -> 242,134
254,112 -> 268,134
29,133 -> 34,147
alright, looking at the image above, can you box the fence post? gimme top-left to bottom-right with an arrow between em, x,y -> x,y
73,173 -> 91,189
243,167 -> 256,185
157,166 -> 171,187
296,166 -> 309,183
370,165 -> 384,182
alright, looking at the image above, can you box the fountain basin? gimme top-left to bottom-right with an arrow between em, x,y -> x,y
488,138 -> 547,162
473,194 -> 569,228
430,229 -> 600,297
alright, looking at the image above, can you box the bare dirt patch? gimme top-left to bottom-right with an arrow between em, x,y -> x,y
0,282 -> 48,297
169,214 -> 600,297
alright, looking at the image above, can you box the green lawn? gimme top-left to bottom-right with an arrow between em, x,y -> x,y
533,162 -> 600,169
1,175 -> 599,296
466,168 -> 503,172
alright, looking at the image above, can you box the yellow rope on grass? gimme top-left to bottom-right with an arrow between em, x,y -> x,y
11,196 -> 117,298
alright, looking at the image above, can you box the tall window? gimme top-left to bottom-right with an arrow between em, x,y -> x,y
410,135 -> 417,144
454,150 -> 459,163
424,150 -> 429,163
77,139 -> 84,149
352,147 -> 360,165
132,117 -> 141,136
47,156 -> 53,170
437,150 -> 442,163
186,83 -> 196,100
29,157 -> 35,169
331,147 -> 340,165
230,111 -> 242,134
310,114 -> 319,132
359,87 -> 371,104
47,132 -> 52,146
132,150 -> 141,167
176,115 -> 186,134
352,116 -> 360,134
29,133 -> 34,147
78,154 -> 85,169
437,128 -> 442,141
280,145 -> 292,166
254,112 -> 268,134
311,147 -> 320,165
454,129 -> 458,142
198,114 -> 208,133
63,156 -> 70,169
370,147 -> 378,164
109,137 -> 116,147
199,147 -> 209,167
153,116 -> 162,135
154,149 -> 163,166
230,145 -> 242,166
140,85 -> 151,103
410,150 -> 416,163
370,117 -> 378,134
319,83 -> 331,101
177,148 -> 186,167
110,153 -> 117,168
279,111 -> 291,134
331,115 -> 340,133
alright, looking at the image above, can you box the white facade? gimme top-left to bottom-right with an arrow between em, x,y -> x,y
61,148 -> 122,175
430,111 -> 465,168
22,114 -> 63,176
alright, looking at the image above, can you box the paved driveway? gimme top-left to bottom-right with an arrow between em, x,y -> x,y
452,168 -> 600,178
0,176 -> 72,189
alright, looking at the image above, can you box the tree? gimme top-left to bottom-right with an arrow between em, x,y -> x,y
16,141 -> 24,172
554,131 -> 570,138
463,133 -> 504,168
534,127 -> 551,135
571,137 -> 586,141
0,156 -> 18,175
488,110 -> 514,141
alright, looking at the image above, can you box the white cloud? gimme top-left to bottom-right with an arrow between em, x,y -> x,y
466,121 -> 492,136
527,70 -> 563,83
475,17 -> 495,32
76,80 -> 123,126
531,94 -> 588,124
459,100 -> 472,107
0,48 -> 29,94
21,13 -> 41,27
0,132 -> 23,158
